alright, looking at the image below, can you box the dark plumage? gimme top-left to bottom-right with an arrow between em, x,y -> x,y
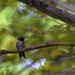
16,36 -> 25,59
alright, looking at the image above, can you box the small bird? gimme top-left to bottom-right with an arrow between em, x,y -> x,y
16,36 -> 25,59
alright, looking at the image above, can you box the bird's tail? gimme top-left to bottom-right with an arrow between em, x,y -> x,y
23,52 -> 25,58
19,52 -> 25,59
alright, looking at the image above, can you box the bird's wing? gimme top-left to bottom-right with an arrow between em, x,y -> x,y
16,41 -> 25,50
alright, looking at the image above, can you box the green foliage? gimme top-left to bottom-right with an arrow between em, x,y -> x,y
0,0 -> 75,75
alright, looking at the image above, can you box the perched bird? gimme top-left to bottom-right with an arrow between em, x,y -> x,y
16,36 -> 25,59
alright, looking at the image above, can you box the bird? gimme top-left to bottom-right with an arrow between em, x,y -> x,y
16,36 -> 25,59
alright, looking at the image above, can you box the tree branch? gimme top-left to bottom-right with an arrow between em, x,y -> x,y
48,0 -> 75,12
60,67 -> 75,75
0,42 -> 75,54
18,0 -> 75,26
60,56 -> 75,60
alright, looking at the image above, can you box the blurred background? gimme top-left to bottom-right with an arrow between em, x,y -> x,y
0,0 -> 75,75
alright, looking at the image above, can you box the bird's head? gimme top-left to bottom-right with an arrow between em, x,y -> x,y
18,36 -> 29,41
18,36 -> 25,41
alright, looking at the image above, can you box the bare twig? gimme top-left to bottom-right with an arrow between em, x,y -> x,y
14,61 -> 36,75
0,42 -> 75,54
0,54 -> 6,64
0,5 -> 5,12
60,56 -> 75,60
60,67 -> 75,75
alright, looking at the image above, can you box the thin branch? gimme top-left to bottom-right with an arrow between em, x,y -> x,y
60,67 -> 75,75
0,54 -> 5,64
60,55 -> 75,60
14,61 -> 36,75
0,5 -> 5,12
0,42 -> 75,54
